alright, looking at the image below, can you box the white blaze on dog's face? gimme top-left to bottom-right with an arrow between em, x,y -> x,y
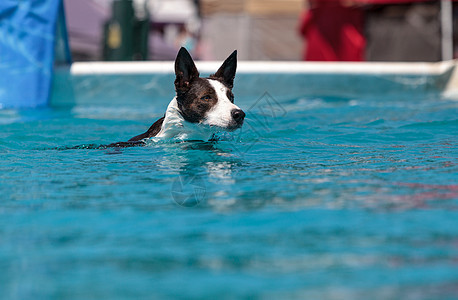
202,79 -> 244,130
174,48 -> 245,131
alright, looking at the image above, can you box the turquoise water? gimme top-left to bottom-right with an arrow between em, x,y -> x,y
0,95 -> 457,299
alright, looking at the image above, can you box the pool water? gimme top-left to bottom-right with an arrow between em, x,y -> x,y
0,95 -> 457,299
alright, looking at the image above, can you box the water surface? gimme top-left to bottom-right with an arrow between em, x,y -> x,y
0,95 -> 457,299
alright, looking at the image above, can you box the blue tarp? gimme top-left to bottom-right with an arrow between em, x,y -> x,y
0,0 -> 67,108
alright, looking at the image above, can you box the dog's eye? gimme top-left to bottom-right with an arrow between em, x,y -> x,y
200,95 -> 211,101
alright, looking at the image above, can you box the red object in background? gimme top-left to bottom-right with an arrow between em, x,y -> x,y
298,1 -> 365,61
356,0 -> 432,3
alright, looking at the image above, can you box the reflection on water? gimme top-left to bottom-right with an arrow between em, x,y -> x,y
153,141 -> 243,210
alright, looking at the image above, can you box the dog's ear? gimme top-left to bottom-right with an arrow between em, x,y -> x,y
175,47 -> 199,92
210,50 -> 237,89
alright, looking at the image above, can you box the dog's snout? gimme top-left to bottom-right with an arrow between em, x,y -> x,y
231,109 -> 245,123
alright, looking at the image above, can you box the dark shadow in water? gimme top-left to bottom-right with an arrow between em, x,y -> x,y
50,134 -> 222,151
52,140 -> 146,150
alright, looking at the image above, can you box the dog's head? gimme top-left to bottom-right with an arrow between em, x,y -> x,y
174,47 -> 245,131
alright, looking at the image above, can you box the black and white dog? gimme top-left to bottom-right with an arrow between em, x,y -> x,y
111,47 -> 245,147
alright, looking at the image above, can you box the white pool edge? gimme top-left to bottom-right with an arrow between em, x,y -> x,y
69,60 -> 456,76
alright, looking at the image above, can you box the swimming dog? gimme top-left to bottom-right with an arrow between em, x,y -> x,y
109,47 -> 245,147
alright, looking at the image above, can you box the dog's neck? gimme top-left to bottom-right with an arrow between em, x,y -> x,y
155,97 -> 215,141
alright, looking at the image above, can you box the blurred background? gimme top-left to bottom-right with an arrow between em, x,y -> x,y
64,0 -> 458,62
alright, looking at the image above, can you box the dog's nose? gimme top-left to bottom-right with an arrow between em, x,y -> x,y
231,109 -> 245,123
